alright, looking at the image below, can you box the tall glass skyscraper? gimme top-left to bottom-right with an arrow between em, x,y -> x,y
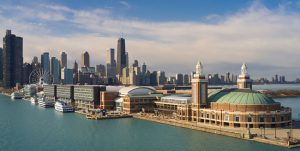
41,52 -> 50,72
2,30 -> 23,88
116,38 -> 127,76
51,57 -> 60,84
60,51 -> 67,69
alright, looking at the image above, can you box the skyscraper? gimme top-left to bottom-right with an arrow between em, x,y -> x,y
41,52 -> 50,72
61,68 -> 73,84
157,71 -> 166,86
60,51 -> 67,69
133,60 -> 138,67
142,63 -> 147,75
96,64 -> 106,77
0,48 -> 3,81
50,57 -> 60,84
2,30 -> 23,88
176,73 -> 183,86
23,63 -> 33,84
106,48 -> 116,78
81,51 -> 90,67
31,56 -> 40,70
73,61 -> 78,84
116,38 -> 126,76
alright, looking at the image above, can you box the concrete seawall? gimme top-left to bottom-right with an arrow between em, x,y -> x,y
133,114 -> 298,149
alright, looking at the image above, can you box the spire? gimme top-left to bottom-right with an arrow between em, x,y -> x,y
241,63 -> 248,75
196,61 -> 203,76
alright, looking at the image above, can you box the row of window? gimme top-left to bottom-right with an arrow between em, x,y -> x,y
196,111 -> 288,122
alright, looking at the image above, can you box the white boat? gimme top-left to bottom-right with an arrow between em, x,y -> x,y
38,97 -> 54,108
11,92 -> 23,99
55,101 -> 74,113
30,97 -> 38,105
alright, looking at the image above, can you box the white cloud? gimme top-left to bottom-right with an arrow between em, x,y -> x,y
0,2 -> 300,79
119,1 -> 131,9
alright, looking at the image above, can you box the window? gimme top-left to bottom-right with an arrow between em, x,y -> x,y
271,116 -> 276,122
259,116 -> 264,122
200,112 -> 204,117
247,117 -> 252,122
224,115 -> 229,122
235,116 -> 240,122
212,114 -> 215,119
281,116 -> 284,121
206,113 -> 209,119
193,111 -> 197,116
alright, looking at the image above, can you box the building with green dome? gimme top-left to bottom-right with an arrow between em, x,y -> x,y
191,63 -> 291,128
153,62 -> 291,128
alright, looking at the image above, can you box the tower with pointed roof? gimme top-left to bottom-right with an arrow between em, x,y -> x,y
237,63 -> 252,90
191,61 -> 208,122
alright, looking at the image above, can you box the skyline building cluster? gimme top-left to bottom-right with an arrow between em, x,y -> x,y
0,29 -> 298,88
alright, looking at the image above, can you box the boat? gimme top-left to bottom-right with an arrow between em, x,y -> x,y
38,97 -> 54,108
11,92 -> 23,99
54,101 -> 74,113
30,97 -> 38,105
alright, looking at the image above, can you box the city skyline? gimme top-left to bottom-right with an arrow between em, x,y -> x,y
0,1 -> 300,79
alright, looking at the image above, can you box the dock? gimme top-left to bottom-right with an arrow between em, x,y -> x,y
75,110 -> 132,120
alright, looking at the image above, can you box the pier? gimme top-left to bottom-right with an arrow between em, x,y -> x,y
133,113 -> 300,149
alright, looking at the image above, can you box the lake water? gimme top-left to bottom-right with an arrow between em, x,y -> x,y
1,85 -> 300,151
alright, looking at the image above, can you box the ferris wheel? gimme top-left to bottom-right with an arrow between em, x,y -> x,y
29,68 -> 52,85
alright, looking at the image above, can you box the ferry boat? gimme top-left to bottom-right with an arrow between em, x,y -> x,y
38,97 -> 54,108
54,101 -> 74,113
30,97 -> 38,105
11,92 -> 23,99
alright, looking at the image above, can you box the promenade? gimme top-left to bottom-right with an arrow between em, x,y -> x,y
133,113 -> 300,148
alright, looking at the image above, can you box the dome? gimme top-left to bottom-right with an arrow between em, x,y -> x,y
119,86 -> 156,96
208,88 -> 278,105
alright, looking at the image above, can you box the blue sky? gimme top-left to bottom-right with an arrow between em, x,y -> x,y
0,0 -> 300,80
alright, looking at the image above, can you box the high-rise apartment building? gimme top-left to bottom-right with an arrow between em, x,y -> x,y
2,30 -> 23,88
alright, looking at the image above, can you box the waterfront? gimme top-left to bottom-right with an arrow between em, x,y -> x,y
0,94 -> 299,151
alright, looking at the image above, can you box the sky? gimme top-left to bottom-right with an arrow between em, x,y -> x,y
0,0 -> 300,80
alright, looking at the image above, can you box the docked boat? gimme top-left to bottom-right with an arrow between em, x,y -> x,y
11,92 -> 23,99
38,97 -> 54,108
54,101 -> 74,113
30,97 -> 38,105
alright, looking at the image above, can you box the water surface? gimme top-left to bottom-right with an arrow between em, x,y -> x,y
0,94 -> 299,151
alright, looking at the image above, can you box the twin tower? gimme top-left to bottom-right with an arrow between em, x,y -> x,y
191,61 -> 252,121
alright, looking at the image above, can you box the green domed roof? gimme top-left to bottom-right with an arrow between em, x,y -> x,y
208,89 -> 278,105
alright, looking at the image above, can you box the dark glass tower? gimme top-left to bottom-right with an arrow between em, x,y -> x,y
116,38 -> 126,76
2,30 -> 23,88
